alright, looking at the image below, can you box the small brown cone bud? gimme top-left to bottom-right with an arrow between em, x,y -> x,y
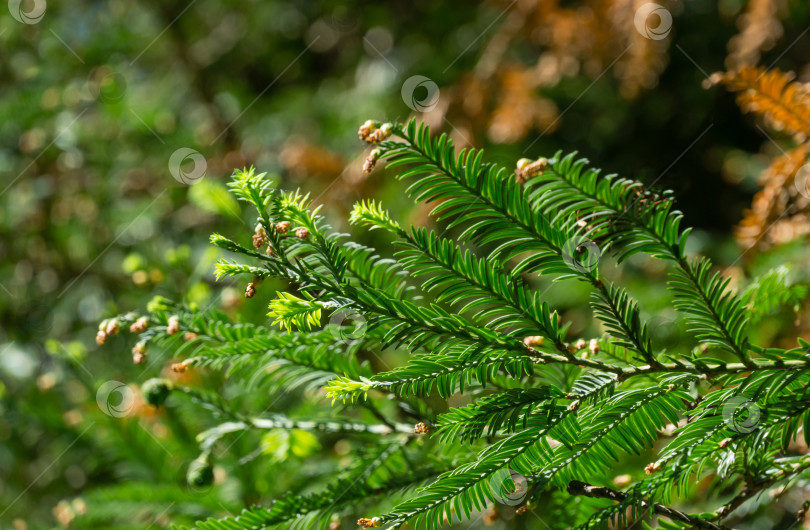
515,157 -> 548,183
275,221 -> 290,234
171,362 -> 188,373
645,462 -> 661,475
568,401 -> 580,411
483,508 -> 498,525
184,332 -> 198,341
414,422 -> 431,434
132,342 -> 147,364
574,338 -> 586,350
358,120 -> 376,142
130,317 -> 149,333
95,330 -> 107,345
523,336 -> 544,348
245,282 -> 256,298
588,338 -> 599,356
266,244 -> 275,257
514,158 -> 532,184
253,224 -> 267,248
105,320 -> 120,336
167,316 -> 180,335
359,121 -> 392,144
357,517 -> 381,528
295,227 -> 310,240
367,124 -> 392,144
719,438 -> 731,448
363,150 -> 380,173
515,505 -> 529,515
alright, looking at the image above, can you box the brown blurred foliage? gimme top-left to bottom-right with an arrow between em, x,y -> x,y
710,65 -> 810,250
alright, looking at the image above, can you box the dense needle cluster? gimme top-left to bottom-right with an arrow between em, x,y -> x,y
100,119 -> 810,529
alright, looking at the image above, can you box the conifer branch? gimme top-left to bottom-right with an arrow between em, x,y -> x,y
566,481 -> 729,530
97,120 -> 810,530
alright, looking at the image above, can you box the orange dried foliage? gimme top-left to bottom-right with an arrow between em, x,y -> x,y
736,144 -> 810,248
711,66 -> 810,249
726,0 -> 784,70
279,140 -> 345,178
488,66 -> 559,143
709,66 -> 810,142
425,0 -> 674,145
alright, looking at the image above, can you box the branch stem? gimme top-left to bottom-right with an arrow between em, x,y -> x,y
566,480 -> 730,530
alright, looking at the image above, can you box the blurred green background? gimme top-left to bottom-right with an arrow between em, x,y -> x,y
2,0 -> 810,528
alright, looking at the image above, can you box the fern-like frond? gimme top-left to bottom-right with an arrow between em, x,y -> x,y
397,227 -> 566,344
436,387 -> 564,443
267,292 -> 331,331
534,150 -> 751,361
668,258 -> 750,359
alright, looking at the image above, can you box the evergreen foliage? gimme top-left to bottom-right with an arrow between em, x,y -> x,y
99,119 -> 810,529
